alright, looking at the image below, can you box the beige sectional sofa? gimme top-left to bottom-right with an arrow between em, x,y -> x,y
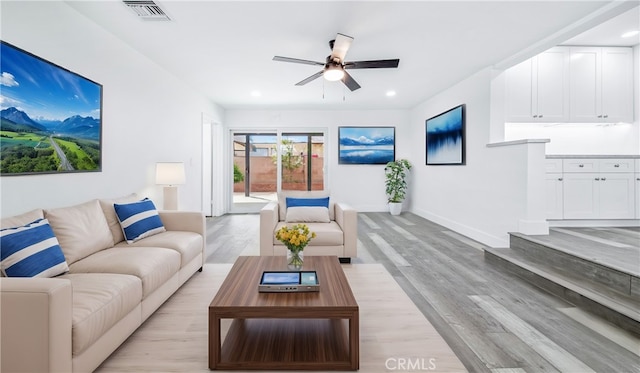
0,195 -> 205,373
259,191 -> 357,262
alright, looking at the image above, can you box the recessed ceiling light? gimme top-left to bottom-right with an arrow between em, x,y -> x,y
386,90 -> 396,97
621,30 -> 639,38
250,90 -> 261,97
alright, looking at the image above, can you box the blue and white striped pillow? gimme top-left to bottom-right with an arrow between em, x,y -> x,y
114,198 -> 166,244
1,218 -> 69,277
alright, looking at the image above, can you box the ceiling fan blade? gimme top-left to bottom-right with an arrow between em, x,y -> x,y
273,56 -> 324,66
341,71 -> 361,91
330,33 -> 353,62
345,59 -> 400,69
295,71 -> 324,86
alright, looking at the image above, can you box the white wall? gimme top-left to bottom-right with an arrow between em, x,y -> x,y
224,109 -> 410,212
0,2 -> 224,217
409,69 -> 547,247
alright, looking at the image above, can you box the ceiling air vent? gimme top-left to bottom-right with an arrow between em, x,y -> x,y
123,0 -> 170,21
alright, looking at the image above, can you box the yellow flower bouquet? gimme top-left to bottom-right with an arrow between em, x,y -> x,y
275,223 -> 316,268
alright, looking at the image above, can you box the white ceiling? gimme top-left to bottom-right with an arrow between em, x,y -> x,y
66,1 -> 639,110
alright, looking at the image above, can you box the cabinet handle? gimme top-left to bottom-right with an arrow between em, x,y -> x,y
637,178 -> 640,181
603,115 -> 608,118
538,114 -> 543,118
578,164 -> 584,168
597,115 -> 603,118
533,115 -> 538,118
595,178 -> 600,181
601,177 -> 606,181
558,178 -> 563,181
614,164 -> 620,167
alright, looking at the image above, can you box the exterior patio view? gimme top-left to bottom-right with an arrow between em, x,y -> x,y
233,134 -> 325,195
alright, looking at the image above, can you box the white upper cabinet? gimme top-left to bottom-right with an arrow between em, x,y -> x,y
569,47 -> 633,123
506,47 -> 570,122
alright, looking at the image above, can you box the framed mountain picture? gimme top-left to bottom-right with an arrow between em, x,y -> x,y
338,126 -> 395,165
0,41 -> 103,175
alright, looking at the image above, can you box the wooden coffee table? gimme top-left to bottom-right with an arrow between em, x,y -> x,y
208,256 -> 359,370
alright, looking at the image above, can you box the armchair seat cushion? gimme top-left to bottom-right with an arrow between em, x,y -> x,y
273,221 -> 344,246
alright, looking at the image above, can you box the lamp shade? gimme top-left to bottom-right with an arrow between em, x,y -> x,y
156,162 -> 185,185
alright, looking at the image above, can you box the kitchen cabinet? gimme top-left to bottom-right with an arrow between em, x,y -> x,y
636,160 -> 640,219
561,159 -> 635,219
506,47 -> 570,122
569,47 -> 633,123
545,173 -> 564,219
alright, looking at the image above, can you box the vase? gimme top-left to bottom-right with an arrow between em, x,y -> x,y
389,202 -> 402,216
287,249 -> 304,269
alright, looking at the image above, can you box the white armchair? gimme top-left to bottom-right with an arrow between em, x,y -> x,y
259,191 -> 357,263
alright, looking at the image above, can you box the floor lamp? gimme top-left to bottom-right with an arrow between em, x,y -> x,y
156,162 -> 185,210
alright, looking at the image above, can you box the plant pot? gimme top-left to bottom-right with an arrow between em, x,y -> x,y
287,249 -> 304,269
389,202 -> 402,216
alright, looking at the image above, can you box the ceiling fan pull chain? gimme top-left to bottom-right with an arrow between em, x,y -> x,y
322,80 -> 325,99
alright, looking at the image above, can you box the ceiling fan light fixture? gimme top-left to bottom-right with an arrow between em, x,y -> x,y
323,65 -> 345,81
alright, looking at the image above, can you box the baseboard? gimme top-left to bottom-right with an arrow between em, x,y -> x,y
411,207 -> 508,248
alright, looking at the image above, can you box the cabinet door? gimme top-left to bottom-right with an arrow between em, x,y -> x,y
636,173 -> 640,219
601,48 -> 633,123
598,173 -> 634,219
545,173 -> 564,219
506,58 -> 534,122
563,173 -> 598,219
535,48 -> 569,122
569,47 -> 600,122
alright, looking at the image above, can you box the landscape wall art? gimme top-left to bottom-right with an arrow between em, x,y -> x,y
426,104 -> 465,165
338,127 -> 395,165
0,41 -> 103,175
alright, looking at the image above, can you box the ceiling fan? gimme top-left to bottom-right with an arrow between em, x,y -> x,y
273,33 -> 400,91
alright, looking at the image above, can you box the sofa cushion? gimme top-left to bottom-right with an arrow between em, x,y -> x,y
273,221 -> 343,246
44,200 -> 114,265
69,246 -> 180,298
114,198 -> 166,244
114,231 -> 202,268
59,273 -> 142,355
0,209 -> 44,229
285,206 -> 330,223
1,218 -> 69,278
278,191 -> 334,221
99,193 -> 139,245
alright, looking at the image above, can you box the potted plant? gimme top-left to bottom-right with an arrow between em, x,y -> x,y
384,159 -> 412,215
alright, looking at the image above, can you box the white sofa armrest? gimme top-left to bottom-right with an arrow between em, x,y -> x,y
1,277 -> 73,373
159,211 -> 206,237
260,202 -> 279,256
335,203 -> 358,258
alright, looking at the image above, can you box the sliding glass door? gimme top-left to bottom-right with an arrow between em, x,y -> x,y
230,131 -> 325,213
281,133 -> 324,191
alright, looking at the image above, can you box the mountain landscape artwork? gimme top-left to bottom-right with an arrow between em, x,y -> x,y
0,41 -> 102,175
338,127 -> 395,164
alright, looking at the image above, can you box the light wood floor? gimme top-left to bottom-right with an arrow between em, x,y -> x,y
205,213 -> 640,373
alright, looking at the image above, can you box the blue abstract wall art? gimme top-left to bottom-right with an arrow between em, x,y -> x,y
426,104 -> 465,165
338,127 -> 395,164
